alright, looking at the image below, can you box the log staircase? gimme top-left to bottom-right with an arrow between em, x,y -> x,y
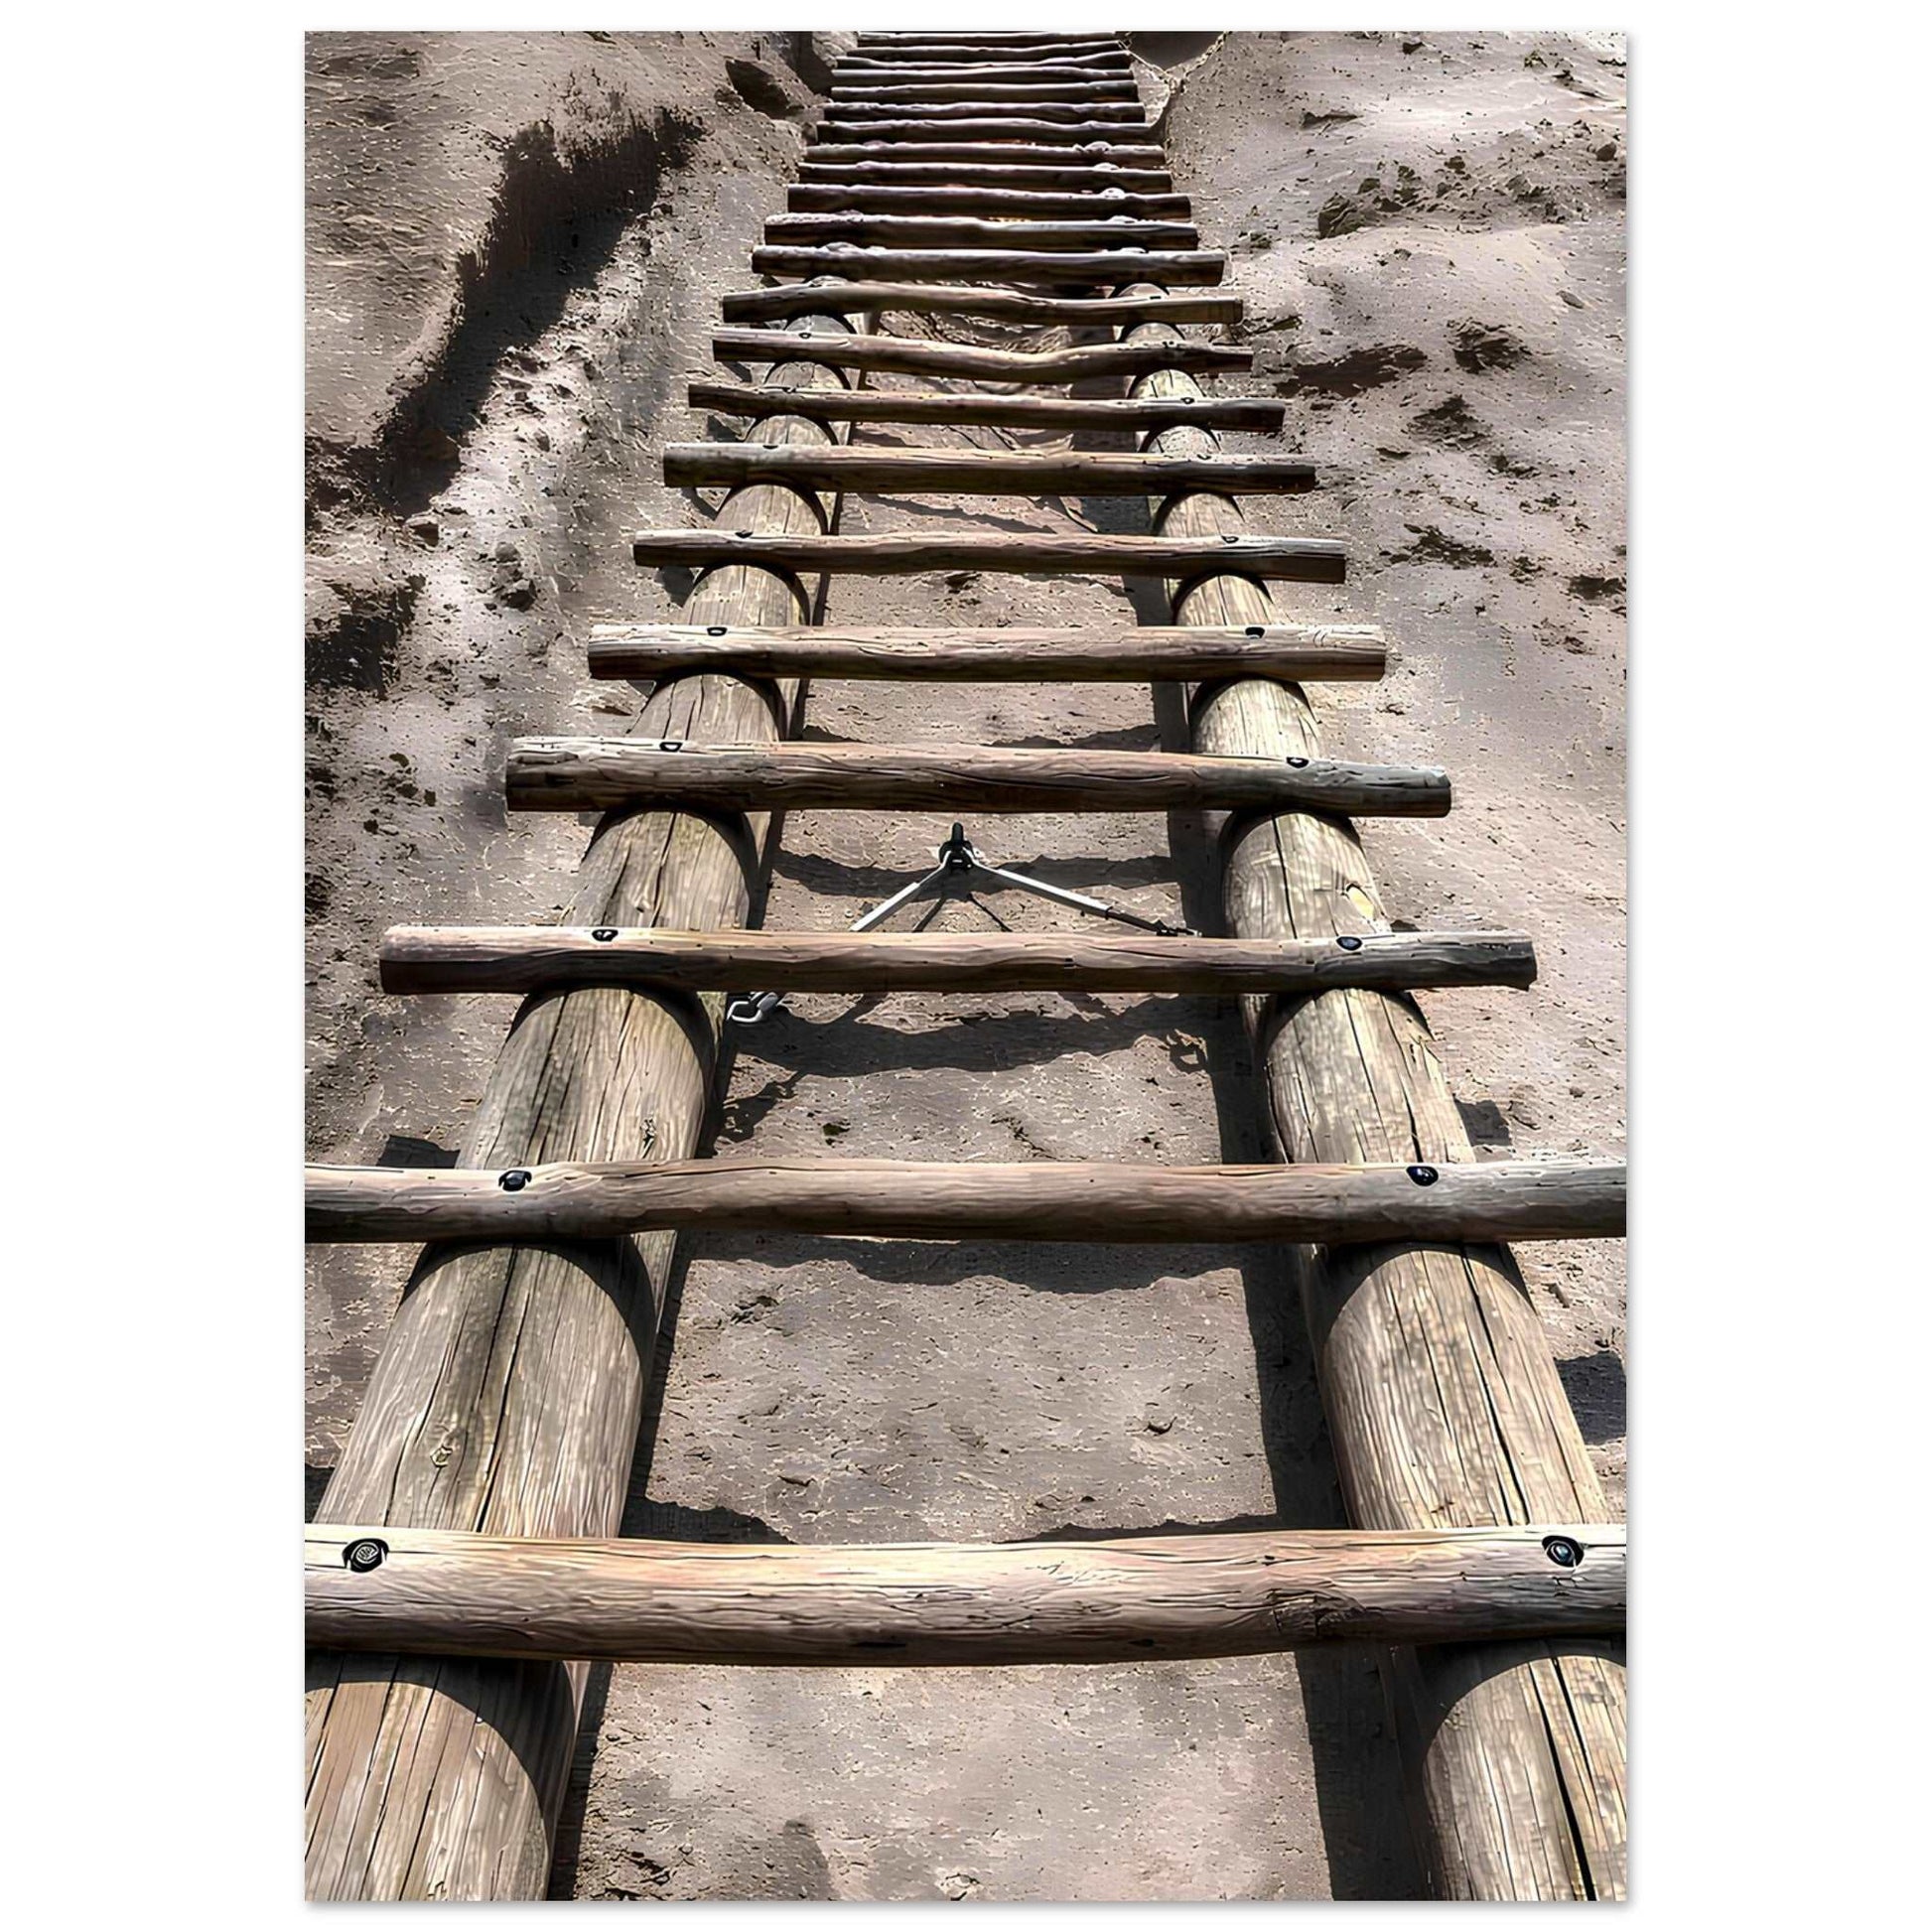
304,31 -> 1627,1901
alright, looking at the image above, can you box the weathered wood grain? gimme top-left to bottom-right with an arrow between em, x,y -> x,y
630,529 -> 1343,583
806,142 -> 1168,169
813,116 -> 1153,144
764,211 -> 1199,251
1121,290 -> 1629,1899
856,33 -> 1127,55
787,184 -> 1190,217
376,924 -> 1530,998
689,380 -> 1282,433
504,739 -> 1448,818
665,442 -> 1308,498
722,282 -> 1234,325
585,622 -> 1383,684
837,61 -> 1136,82
303,314 -> 860,1901
709,326 -> 1246,383
831,79 -> 1141,103
307,1522 -> 1625,1665
799,159 -> 1175,190
752,244 -> 1225,286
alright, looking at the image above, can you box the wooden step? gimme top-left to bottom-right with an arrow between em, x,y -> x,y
814,116 -> 1152,145
307,1519 -> 1623,1666
808,142 -> 1168,169
313,1154 -> 1616,1247
504,740 -> 1443,817
689,380 -> 1283,433
837,59 -> 1136,81
379,926 -> 1531,998
752,246 -> 1223,287
832,79 -> 1141,103
764,212 -> 1198,251
630,530 -> 1343,585
856,33 -> 1128,55
664,442 -> 1312,498
787,184 -> 1189,218
720,283 -> 1238,327
800,159 -> 1174,190
584,621 -> 1387,684
710,327 -> 1247,384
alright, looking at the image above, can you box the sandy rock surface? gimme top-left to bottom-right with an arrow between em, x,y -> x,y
306,29 -> 1624,1902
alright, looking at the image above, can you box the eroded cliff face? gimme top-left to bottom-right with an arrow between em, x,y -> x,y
305,31 -> 1623,1902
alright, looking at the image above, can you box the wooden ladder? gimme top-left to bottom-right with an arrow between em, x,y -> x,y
305,31 -> 1626,1902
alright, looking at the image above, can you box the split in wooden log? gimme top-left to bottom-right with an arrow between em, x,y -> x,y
665,443 -> 1312,499
832,79 -> 1141,103
800,159 -> 1174,191
504,740 -> 1447,818
584,622 -> 1387,685
710,328 -> 1247,384
378,926 -> 1530,1000
689,380 -> 1282,434
813,117 -> 1153,146
829,101 -> 1148,124
307,1520 -> 1626,1666
764,212 -> 1199,251
807,142 -> 1168,169
721,283 -> 1237,327
629,529 -> 1344,585
787,184 -> 1190,218
753,245 -> 1221,288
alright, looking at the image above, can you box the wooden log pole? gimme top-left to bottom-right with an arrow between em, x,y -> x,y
764,212 -> 1197,250
503,739 -> 1448,818
751,244 -> 1225,286
628,530 -> 1341,581
798,160 -> 1176,190
1118,285 -> 1629,1898
584,622 -> 1385,683
376,925 -> 1531,998
787,184 -> 1192,217
709,327 -> 1247,383
721,283 -> 1236,326
836,61 -> 1137,82
665,443 -> 1308,498
805,142 -> 1169,169
303,311 -> 859,1899
831,79 -> 1141,103
308,1156 -> 1622,1248
307,1522 -> 1625,1666
854,34 -> 1128,57
689,380 -> 1283,433
814,116 -> 1151,144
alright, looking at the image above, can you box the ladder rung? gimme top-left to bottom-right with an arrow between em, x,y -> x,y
629,530 -> 1344,584
799,159 -> 1174,190
720,283 -> 1234,325
709,327 -> 1246,383
378,926 -> 1534,998
807,142 -> 1167,169
763,212 -> 1198,251
585,622 -> 1384,683
751,245 -> 1221,287
666,444 -> 1309,499
688,380 -> 1282,433
787,184 -> 1190,217
504,740 -> 1445,816
305,1519 -> 1626,1665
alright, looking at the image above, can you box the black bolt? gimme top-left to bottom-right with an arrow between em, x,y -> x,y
1245,624 -> 1266,637
1337,934 -> 1363,952
707,624 -> 728,636
591,927 -> 619,942
1406,1164 -> 1439,1186
735,528 -> 755,537
1221,532 -> 1242,544
1286,756 -> 1310,768
659,739 -> 684,753
499,1169 -> 532,1191
345,1538 -> 388,1574
1543,1535 -> 1585,1570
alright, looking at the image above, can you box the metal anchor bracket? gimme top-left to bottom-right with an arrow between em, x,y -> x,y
726,823 -> 1197,1026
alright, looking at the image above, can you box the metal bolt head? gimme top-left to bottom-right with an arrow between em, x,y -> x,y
1337,935 -> 1364,952
706,624 -> 728,636
1543,1535 -> 1586,1570
1406,1164 -> 1439,1186
498,1169 -> 532,1192
1286,756 -> 1310,769
591,927 -> 619,942
345,1538 -> 388,1574
1245,624 -> 1266,637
